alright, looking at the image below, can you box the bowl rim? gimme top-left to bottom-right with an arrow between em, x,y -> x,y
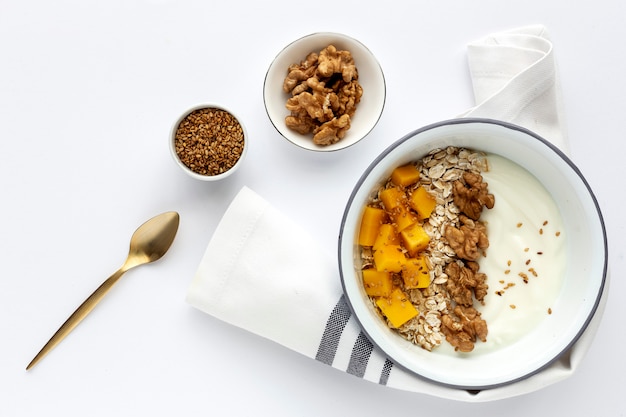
169,103 -> 248,181
263,31 -> 386,152
338,117 -> 608,390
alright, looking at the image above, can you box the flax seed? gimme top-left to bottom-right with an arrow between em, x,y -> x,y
174,108 -> 245,176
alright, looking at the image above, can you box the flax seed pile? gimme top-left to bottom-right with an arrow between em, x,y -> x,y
174,108 -> 245,176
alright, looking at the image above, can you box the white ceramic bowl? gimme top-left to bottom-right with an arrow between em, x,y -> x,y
169,103 -> 248,181
338,118 -> 607,390
263,32 -> 386,151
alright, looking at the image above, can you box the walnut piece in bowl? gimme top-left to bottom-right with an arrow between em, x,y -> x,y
264,32 -> 386,152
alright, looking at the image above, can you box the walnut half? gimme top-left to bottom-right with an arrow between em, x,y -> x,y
441,305 -> 488,352
445,260 -> 488,306
452,172 -> 495,220
444,215 -> 489,262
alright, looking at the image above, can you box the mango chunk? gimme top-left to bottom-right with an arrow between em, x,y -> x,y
409,187 -> 437,220
358,206 -> 386,246
375,288 -> 419,328
373,223 -> 399,251
373,244 -> 406,273
379,187 -> 406,211
392,205 -> 419,232
400,223 -> 430,256
402,256 -> 431,289
391,164 -> 420,187
362,269 -> 393,297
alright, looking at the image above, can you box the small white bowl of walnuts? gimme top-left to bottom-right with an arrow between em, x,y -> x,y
264,32 -> 386,151
170,103 -> 248,181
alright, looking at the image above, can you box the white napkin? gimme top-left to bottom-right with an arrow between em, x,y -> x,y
461,25 -> 569,153
186,25 -> 608,402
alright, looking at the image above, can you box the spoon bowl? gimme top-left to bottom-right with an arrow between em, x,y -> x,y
26,211 -> 180,370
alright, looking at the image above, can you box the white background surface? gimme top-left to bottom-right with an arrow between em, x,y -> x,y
1,0 -> 623,415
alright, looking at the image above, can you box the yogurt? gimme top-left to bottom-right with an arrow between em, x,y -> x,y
471,153 -> 567,354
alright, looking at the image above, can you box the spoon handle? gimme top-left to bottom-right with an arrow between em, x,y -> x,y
26,268 -> 126,370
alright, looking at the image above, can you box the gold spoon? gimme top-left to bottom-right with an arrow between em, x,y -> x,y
26,211 -> 180,370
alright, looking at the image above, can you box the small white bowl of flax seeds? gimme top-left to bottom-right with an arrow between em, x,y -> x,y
170,104 -> 247,181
